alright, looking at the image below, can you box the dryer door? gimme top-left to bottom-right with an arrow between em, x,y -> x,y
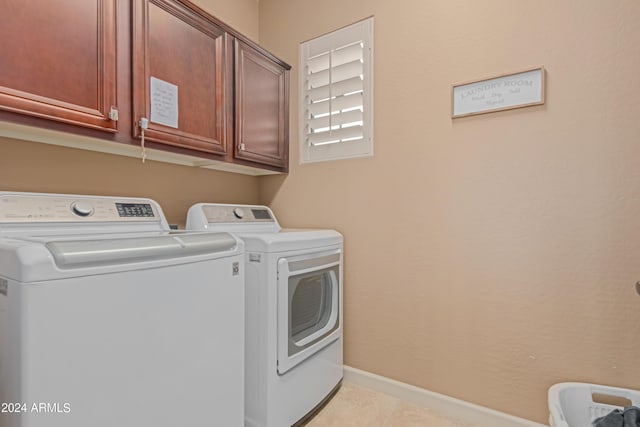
277,250 -> 341,375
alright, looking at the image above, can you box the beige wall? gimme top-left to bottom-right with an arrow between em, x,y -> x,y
259,0 -> 640,423
0,0 -> 261,226
195,0 -> 259,42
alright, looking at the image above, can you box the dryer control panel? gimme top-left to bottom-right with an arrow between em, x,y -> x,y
202,205 -> 275,223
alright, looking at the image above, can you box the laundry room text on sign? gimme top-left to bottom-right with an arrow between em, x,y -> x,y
452,67 -> 545,118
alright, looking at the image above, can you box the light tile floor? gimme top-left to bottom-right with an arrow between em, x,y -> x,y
304,383 -> 487,427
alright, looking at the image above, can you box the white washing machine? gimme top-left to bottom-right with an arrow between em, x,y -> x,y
186,204 -> 343,427
0,192 -> 245,427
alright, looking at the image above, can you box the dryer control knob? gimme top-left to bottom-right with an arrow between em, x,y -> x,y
71,201 -> 94,217
233,207 -> 245,219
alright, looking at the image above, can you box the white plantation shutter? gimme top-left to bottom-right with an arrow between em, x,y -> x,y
300,17 -> 374,163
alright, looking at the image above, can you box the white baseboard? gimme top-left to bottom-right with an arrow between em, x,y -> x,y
343,366 -> 548,427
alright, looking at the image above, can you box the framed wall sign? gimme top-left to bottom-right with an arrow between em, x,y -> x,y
452,67 -> 545,118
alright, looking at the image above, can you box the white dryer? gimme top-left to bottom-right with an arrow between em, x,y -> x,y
186,204 -> 343,427
0,192 -> 245,427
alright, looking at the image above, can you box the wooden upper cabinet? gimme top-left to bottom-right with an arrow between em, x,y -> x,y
234,40 -> 290,170
0,0 -> 117,132
0,0 -> 290,173
132,0 -> 229,155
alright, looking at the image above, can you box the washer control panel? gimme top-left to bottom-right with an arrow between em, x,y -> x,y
0,194 -> 160,223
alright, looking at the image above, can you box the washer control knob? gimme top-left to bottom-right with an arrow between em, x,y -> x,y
233,207 -> 245,219
71,201 -> 94,217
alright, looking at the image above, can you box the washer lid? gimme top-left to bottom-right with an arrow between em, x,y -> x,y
45,232 -> 238,269
0,231 -> 240,282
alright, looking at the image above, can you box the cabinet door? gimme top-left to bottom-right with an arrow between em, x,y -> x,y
132,0 -> 229,155
0,0 -> 117,132
235,40 -> 289,170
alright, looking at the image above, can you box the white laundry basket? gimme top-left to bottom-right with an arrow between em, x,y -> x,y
548,382 -> 640,427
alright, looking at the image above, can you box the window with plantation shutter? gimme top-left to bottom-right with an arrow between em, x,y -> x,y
300,17 -> 373,163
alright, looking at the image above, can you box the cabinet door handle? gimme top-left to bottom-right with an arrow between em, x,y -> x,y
239,143 -> 246,151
